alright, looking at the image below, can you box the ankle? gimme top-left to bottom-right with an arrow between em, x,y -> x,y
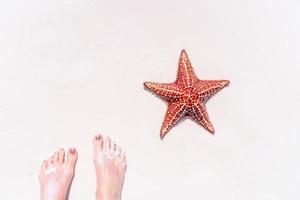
96,190 -> 121,200
41,195 -> 65,200
96,196 -> 121,200
40,186 -> 66,200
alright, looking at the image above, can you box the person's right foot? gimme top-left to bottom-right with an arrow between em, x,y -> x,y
93,134 -> 127,200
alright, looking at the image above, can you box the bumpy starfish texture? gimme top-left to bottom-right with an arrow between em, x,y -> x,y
144,49 -> 230,139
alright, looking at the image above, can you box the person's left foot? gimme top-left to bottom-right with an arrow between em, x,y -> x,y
39,148 -> 78,200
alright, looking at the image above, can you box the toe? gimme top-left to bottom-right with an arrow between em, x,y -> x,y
119,150 -> 127,170
93,134 -> 104,152
58,148 -> 65,164
120,150 -> 127,162
110,140 -> 116,154
53,151 -> 59,165
114,145 -> 121,156
49,152 -> 57,166
103,136 -> 111,153
40,160 -> 48,173
66,148 -> 78,171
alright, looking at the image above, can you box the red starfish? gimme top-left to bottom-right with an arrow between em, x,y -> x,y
144,49 -> 230,139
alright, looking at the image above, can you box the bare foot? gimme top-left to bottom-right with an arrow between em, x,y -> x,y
39,148 -> 78,200
93,134 -> 127,200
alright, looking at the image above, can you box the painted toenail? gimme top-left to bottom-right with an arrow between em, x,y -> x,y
96,134 -> 101,140
69,148 -> 76,154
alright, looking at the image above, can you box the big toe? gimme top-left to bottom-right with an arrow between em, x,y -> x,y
66,148 -> 78,172
93,134 -> 104,153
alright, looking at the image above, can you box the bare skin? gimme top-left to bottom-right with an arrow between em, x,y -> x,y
38,135 -> 126,200
93,134 -> 127,200
39,148 -> 78,200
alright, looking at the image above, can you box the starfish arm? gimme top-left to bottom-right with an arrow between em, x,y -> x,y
191,102 -> 215,134
195,80 -> 230,99
160,102 -> 186,139
176,49 -> 197,88
144,82 -> 184,102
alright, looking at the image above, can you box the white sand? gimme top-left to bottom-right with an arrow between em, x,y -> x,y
0,0 -> 299,199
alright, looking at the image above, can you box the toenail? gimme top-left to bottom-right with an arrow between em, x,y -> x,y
69,148 -> 76,154
96,134 -> 101,140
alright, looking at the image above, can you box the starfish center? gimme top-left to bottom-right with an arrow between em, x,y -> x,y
181,87 -> 198,107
